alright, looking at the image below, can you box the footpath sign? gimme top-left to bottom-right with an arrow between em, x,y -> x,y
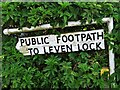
16,29 -> 105,56
4,17 -> 114,76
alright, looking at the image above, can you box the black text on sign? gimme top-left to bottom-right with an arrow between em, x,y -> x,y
16,29 -> 105,56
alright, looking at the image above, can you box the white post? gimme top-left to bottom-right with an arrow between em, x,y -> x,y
3,18 -> 110,35
107,17 -> 115,75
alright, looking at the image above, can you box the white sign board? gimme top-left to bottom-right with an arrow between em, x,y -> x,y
16,29 -> 105,56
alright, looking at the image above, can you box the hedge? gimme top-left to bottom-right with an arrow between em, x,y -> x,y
2,2 -> 120,89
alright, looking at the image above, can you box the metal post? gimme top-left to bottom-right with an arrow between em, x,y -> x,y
3,18 -> 110,35
107,17 -> 115,75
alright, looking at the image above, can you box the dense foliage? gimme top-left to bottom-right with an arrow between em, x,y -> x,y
2,2 -> 120,89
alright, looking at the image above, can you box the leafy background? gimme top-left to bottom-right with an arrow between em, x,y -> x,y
1,2 -> 120,89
